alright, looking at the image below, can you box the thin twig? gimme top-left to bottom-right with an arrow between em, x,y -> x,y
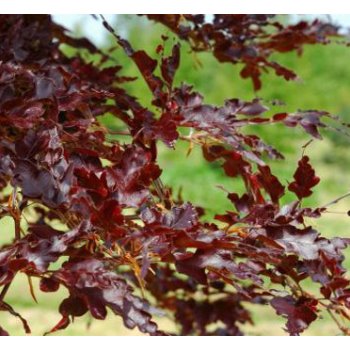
153,178 -> 166,204
318,300 -> 350,335
0,283 -> 11,301
326,308 -> 350,335
322,191 -> 350,208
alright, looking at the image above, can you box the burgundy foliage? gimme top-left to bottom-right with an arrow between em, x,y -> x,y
0,14 -> 350,336
146,15 -> 340,90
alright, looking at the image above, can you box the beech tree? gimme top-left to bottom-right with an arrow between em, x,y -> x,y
0,14 -> 350,336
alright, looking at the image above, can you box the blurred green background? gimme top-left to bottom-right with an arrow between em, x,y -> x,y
1,14 -> 350,335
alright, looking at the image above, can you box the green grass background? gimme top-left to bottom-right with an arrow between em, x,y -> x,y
1,15 -> 350,335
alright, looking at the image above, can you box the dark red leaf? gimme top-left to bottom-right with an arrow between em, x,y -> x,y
288,156 -> 320,199
271,296 -> 318,335
161,43 -> 180,86
257,165 -> 285,203
40,277 -> 60,292
53,259 -> 164,335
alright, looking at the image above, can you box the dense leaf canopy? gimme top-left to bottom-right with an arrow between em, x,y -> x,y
0,14 -> 349,336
